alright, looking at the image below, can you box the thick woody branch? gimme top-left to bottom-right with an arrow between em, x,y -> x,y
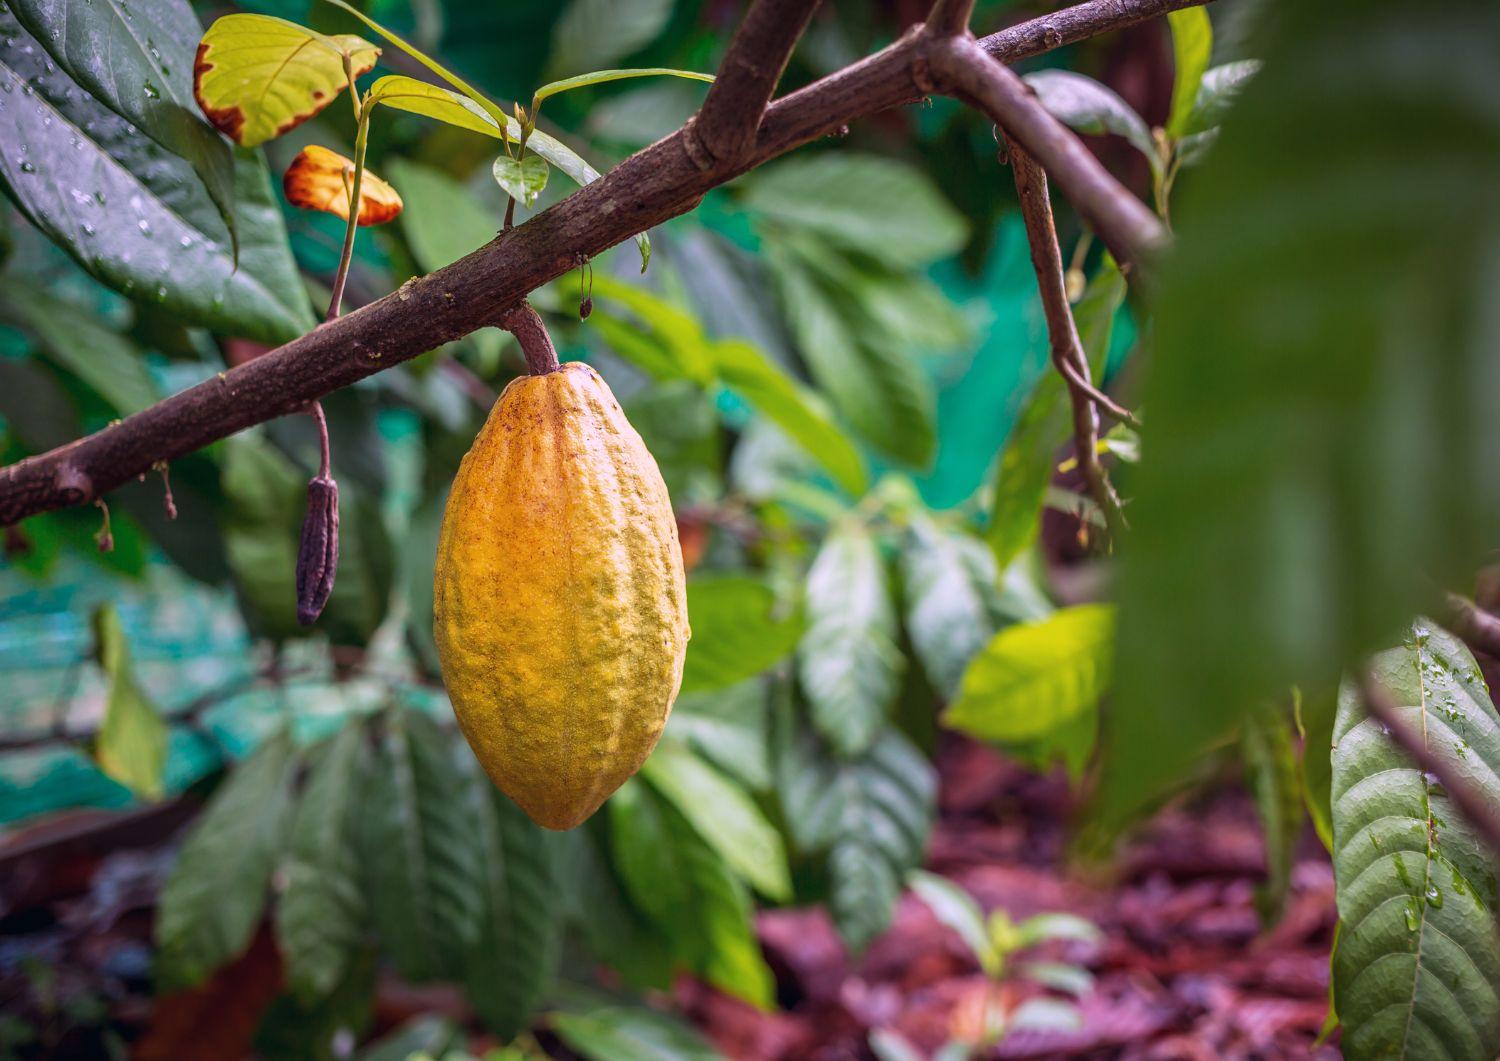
1006,137 -> 1126,539
929,34 -> 1166,270
0,0 -> 1209,527
1359,671 -> 1500,858
689,0 -> 823,168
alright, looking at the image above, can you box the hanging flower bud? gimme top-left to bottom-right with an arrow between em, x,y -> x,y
296,475 -> 339,625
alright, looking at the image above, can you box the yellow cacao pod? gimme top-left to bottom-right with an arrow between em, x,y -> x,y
433,362 -> 690,830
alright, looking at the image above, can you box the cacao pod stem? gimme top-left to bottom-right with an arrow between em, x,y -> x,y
500,302 -> 560,375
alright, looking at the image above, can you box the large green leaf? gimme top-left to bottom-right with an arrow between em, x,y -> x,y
609,780 -> 774,1008
459,763 -> 559,1040
155,732 -> 299,990
681,576 -> 802,694
549,0 -> 673,75
384,160 -> 496,273
8,0 -> 236,245
743,154 -> 968,269
798,521 -> 904,757
1025,70 -> 1156,168
777,717 -> 935,952
551,986 -> 725,1061
276,721 -> 369,1001
360,707 -> 484,982
1106,0 -> 1500,830
0,280 -> 158,415
1166,7 -> 1212,137
1331,623 -> 1500,1060
986,260 -> 1125,569
711,338 -> 868,497
640,739 -> 790,901
900,515 -> 1001,699
666,681 -> 771,792
91,603 -> 168,800
944,605 -> 1114,745
0,11 -> 313,343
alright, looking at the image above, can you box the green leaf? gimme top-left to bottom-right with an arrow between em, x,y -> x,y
0,11 -> 314,343
9,0 -> 237,250
459,765 -> 559,1040
360,707 -> 484,982
768,248 -> 935,469
385,159 -> 496,273
609,780 -> 774,1008
667,681 -> 772,792
549,0 -> 674,76
900,515 -> 1000,699
1106,0 -> 1500,831
798,521 -> 904,757
681,576 -> 802,693
712,338 -> 868,497
640,740 -> 790,901
1331,622 -> 1500,1060
548,826 -> 674,990
551,987 -> 725,1061
275,721 -> 368,1002
1297,687 -> 1337,853
589,276 -> 715,383
1025,70 -> 1157,169
986,258 -> 1125,568
155,732 -> 298,990
1184,60 -> 1261,136
366,76 -> 508,140
193,14 -> 377,147
491,151 -> 550,207
909,871 -> 996,975
90,603 -> 168,800
744,154 -> 969,269
1243,705 -> 1303,925
534,67 -> 714,105
1166,7 -> 1213,137
0,280 -> 158,415
943,604 -> 1114,745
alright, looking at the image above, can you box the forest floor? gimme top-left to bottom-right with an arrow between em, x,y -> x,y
0,736 -> 1339,1060
683,738 -> 1340,1060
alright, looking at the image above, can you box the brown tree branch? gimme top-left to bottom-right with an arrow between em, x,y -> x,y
927,0 -> 977,36
0,0 -> 1208,528
689,0 -> 823,169
928,34 -> 1167,270
1359,671 -> 1500,858
1443,593 -> 1500,660
499,302 -> 560,376
1005,137 -> 1127,540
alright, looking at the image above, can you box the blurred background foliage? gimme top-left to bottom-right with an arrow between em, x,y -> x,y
4,0 -> 1497,1056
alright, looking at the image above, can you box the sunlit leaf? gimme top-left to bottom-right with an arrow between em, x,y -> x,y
1165,7 -> 1212,137
944,605 -> 1114,744
534,67 -> 713,105
90,603 -> 168,800
193,14 -> 377,147
366,75 -> 508,139
1331,622 -> 1500,1060
283,145 -> 402,225
491,151 -> 550,206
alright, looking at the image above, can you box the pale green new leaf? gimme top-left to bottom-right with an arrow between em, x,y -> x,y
492,152 -> 550,206
640,740 -> 790,901
275,721 -> 368,1001
1331,622 -> 1500,1060
798,521 -> 904,756
366,76 -> 509,140
1166,7 -> 1213,137
90,603 -> 168,800
909,871 -> 996,974
944,605 -> 1114,744
681,577 -> 802,694
155,732 -> 298,990
534,67 -> 713,104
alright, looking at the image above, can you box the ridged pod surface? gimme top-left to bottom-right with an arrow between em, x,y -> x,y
434,362 -> 689,830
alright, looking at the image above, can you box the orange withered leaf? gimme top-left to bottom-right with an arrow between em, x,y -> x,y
282,146 -> 403,226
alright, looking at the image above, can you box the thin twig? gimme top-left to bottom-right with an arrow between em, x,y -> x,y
1055,355 -> 1141,428
0,0 -> 1211,528
929,34 -> 1166,271
690,0 -> 824,168
1005,136 -> 1127,540
1359,670 -> 1500,858
499,303 -> 560,376
1443,593 -> 1500,659
926,0 -> 977,37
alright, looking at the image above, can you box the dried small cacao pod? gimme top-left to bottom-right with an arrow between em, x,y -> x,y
296,475 -> 339,626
